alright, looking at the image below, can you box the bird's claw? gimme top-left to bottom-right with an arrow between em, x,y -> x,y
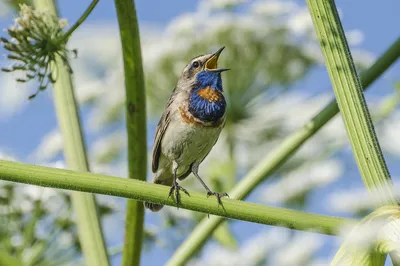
207,191 -> 229,205
168,182 -> 189,208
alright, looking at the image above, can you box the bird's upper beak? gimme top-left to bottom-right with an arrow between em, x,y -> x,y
205,46 -> 230,72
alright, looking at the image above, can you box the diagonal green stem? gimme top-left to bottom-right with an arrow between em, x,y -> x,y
166,37 -> 400,266
61,0 -> 99,42
114,0 -> 147,266
306,0 -> 396,205
0,160 -> 354,235
32,1 -> 109,265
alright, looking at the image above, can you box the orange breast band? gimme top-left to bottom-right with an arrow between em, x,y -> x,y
179,106 -> 224,127
179,106 -> 202,127
197,87 -> 222,102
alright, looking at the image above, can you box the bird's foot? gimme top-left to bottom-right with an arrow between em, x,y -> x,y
207,191 -> 229,205
168,182 -> 190,208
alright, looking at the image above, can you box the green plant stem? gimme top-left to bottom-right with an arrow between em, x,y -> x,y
0,251 -> 24,266
32,1 -> 110,265
114,0 -> 147,266
306,1 -> 399,265
61,0 -> 99,42
306,0 -> 396,205
0,160 -> 354,235
166,37 -> 400,266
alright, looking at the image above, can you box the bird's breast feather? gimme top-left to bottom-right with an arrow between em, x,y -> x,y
196,86 -> 223,102
179,104 -> 224,127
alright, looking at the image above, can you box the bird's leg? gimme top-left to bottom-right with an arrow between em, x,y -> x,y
168,161 -> 189,208
192,163 -> 229,205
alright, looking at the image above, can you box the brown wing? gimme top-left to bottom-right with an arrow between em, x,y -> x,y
152,89 -> 177,173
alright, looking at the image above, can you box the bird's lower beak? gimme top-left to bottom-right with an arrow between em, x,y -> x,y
205,46 -> 230,72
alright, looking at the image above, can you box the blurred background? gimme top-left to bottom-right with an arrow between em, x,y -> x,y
0,0 -> 400,265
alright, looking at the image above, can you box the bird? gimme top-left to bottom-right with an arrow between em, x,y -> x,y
144,47 -> 230,212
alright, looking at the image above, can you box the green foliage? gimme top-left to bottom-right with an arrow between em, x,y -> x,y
0,183 -> 116,265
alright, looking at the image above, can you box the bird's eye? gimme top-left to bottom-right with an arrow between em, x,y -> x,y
192,61 -> 200,68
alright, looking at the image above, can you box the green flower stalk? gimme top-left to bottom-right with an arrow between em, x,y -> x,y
1,1 -> 108,265
0,4 -> 75,99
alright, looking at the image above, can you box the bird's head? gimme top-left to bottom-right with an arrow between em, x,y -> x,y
178,47 -> 229,92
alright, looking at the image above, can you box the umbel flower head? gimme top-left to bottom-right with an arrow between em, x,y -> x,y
1,4 -> 76,99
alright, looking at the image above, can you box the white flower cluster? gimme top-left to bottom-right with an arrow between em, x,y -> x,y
1,4 -> 72,99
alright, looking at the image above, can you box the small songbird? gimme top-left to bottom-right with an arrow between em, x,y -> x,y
145,47 -> 230,212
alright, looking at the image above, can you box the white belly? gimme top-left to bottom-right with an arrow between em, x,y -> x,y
160,118 -> 222,176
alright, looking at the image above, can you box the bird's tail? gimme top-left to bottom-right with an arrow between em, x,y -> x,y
144,201 -> 164,212
144,176 -> 172,212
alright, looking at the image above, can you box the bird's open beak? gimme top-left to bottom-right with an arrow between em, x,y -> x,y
205,46 -> 230,72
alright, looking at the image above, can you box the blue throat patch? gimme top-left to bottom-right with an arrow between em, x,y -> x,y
188,71 -> 226,122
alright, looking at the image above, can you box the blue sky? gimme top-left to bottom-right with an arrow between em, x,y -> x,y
1,0 -> 399,162
1,0 -> 400,265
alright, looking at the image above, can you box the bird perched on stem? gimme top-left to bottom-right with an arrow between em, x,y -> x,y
145,47 -> 230,212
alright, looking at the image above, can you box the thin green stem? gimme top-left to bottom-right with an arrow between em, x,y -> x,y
0,160 -> 354,236
114,1 -> 147,266
32,1 -> 110,265
61,0 -> 99,42
166,37 -> 400,266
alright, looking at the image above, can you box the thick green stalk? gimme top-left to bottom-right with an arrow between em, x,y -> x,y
306,0 -> 396,205
114,0 -> 147,266
32,1 -> 109,265
0,160 -> 354,235
167,37 -> 400,265
306,1 -> 399,264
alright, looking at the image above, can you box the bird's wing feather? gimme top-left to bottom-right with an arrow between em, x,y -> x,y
152,88 -> 177,173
